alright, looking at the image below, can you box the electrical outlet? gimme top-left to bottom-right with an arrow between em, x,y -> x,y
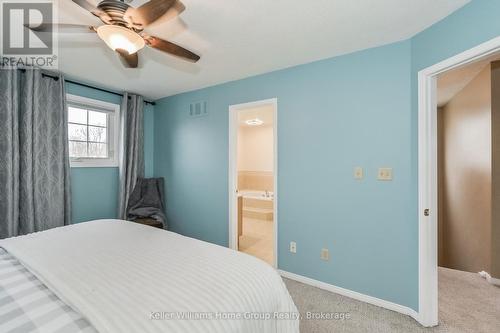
321,248 -> 329,261
290,241 -> 297,254
378,168 -> 393,181
354,167 -> 363,180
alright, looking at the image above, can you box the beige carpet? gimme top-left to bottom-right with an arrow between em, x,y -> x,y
284,267 -> 500,333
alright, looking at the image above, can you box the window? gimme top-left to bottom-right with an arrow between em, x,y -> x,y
66,94 -> 120,167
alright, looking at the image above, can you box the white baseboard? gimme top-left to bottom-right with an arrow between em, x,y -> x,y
279,270 -> 421,324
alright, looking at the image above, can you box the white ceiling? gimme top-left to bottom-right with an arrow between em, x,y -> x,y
437,53 -> 500,107
56,0 -> 470,100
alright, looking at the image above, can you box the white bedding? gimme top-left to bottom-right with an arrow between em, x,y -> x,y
0,220 -> 299,333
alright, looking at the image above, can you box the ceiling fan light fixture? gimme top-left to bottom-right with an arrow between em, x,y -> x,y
96,25 -> 145,55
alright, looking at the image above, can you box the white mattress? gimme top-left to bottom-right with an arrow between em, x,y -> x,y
0,220 -> 299,333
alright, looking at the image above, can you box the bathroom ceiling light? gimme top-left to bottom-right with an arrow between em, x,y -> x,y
245,118 -> 264,126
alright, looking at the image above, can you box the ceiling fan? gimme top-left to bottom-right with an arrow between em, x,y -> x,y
27,0 -> 200,68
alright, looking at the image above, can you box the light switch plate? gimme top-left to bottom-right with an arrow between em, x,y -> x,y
321,248 -> 329,261
354,167 -> 363,180
290,241 -> 297,254
378,168 -> 393,181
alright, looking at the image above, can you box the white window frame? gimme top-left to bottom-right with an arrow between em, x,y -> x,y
66,93 -> 120,168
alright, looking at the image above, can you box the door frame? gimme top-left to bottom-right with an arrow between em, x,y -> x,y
228,98 -> 278,268
418,36 -> 500,327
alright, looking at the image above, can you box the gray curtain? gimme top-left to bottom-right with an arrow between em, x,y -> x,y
0,68 -> 71,239
118,92 -> 145,219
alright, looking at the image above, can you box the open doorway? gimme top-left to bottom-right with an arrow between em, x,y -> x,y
418,38 -> 500,327
434,53 -> 500,329
228,99 -> 277,267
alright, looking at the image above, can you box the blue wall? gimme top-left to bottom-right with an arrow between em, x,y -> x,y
153,41 -> 416,308
151,0 -> 500,312
66,82 -> 155,223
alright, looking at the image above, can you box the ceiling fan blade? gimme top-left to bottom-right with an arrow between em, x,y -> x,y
25,23 -> 96,33
143,35 -> 200,62
71,0 -> 112,24
116,49 -> 139,68
160,0 -> 185,22
124,0 -> 182,29
71,0 -> 96,12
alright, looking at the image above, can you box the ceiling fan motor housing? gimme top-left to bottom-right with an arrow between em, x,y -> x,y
97,0 -> 136,30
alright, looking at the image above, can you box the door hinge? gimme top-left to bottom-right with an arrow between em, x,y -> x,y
424,209 -> 430,217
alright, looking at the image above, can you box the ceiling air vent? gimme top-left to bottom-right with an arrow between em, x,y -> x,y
189,101 -> 208,118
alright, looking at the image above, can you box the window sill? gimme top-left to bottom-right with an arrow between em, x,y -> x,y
70,159 -> 119,168
70,165 -> 119,168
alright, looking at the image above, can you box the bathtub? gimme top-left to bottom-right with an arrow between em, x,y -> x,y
238,190 -> 274,201
238,190 -> 274,221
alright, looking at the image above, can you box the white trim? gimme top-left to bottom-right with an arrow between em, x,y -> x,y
279,270 -> 419,321
66,94 -> 121,168
228,107 -> 238,251
418,36 -> 500,327
228,98 -> 278,268
67,94 -> 119,113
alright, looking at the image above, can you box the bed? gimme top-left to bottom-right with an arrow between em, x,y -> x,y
0,220 -> 299,333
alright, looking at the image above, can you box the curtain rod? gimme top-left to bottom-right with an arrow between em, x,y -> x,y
65,79 -> 156,106
17,69 -> 156,106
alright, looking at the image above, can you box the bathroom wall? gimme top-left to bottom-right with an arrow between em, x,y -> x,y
238,125 -> 274,172
237,124 -> 274,191
438,66 -> 491,273
238,172 -> 274,192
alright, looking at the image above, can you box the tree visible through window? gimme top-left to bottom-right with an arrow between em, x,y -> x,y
68,106 -> 109,158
